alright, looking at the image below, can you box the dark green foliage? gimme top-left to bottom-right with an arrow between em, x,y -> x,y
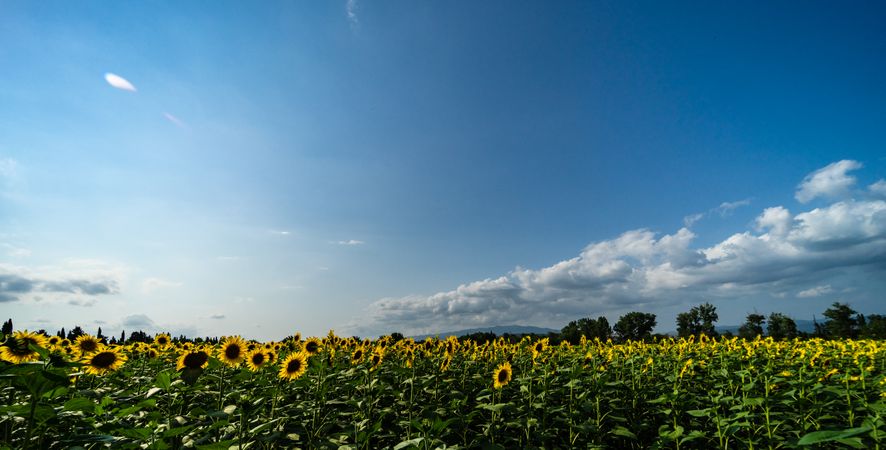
738,313 -> 766,339
560,316 -> 612,344
676,302 -> 718,338
613,312 -> 657,342
767,313 -> 798,340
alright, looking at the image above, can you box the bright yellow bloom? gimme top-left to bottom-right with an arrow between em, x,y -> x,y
493,361 -> 512,389
84,346 -> 127,375
279,352 -> 308,381
74,334 -> 102,356
176,348 -> 210,371
218,336 -> 247,366
0,331 -> 48,363
245,349 -> 269,372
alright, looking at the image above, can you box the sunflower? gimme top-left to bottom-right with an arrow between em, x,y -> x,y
304,338 -> 322,356
245,349 -> 269,371
176,348 -> 210,371
0,331 -> 48,363
154,333 -> 172,348
370,347 -> 384,370
84,346 -> 127,375
351,346 -> 365,364
146,347 -> 159,359
266,350 -> 278,365
74,334 -> 102,356
439,355 -> 452,373
493,361 -> 512,389
47,335 -> 62,349
218,336 -> 247,367
279,352 -> 308,380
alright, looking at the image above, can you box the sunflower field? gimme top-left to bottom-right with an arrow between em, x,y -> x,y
1,330 -> 885,449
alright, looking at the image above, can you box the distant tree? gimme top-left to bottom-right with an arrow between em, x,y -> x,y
561,316 -> 612,344
767,313 -> 798,340
96,327 -> 105,342
823,302 -> 860,339
738,313 -> 766,339
389,332 -> 404,342
57,328 -> 66,338
860,314 -> 886,339
676,303 -> 718,337
1,318 -> 12,336
614,312 -> 657,342
67,326 -> 85,340
120,330 -> 126,343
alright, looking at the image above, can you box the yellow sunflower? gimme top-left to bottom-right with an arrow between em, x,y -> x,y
304,338 -> 323,356
440,355 -> 452,373
370,347 -> 385,370
218,336 -> 247,367
74,334 -> 102,356
245,349 -> 269,372
493,361 -> 512,389
84,346 -> 127,375
176,348 -> 210,371
351,346 -> 365,364
47,335 -> 62,349
0,330 -> 48,363
278,352 -> 308,380
154,333 -> 172,348
266,350 -> 278,365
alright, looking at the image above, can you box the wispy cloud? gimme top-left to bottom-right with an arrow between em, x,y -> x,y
352,161 -> 886,336
797,285 -> 833,298
683,198 -> 752,227
269,230 -> 292,236
0,260 -> 123,304
346,0 -> 359,30
141,277 -> 183,294
335,239 -> 364,246
163,112 -> 187,129
104,72 -> 137,92
1,243 -> 31,257
796,160 -> 862,203
209,314 -> 226,320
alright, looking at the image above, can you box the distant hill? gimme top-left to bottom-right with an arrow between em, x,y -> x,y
410,325 -> 557,341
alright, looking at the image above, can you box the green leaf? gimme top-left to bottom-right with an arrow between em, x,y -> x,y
798,427 -> 871,445
63,397 -> 96,414
393,437 -> 424,450
612,426 -> 638,440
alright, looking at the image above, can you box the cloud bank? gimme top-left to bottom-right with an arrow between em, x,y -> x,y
356,160 -> 886,336
0,261 -> 123,303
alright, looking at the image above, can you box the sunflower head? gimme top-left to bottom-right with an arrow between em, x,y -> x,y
154,333 -> 172,348
439,355 -> 452,373
370,348 -> 384,370
84,346 -> 128,375
279,352 -> 308,381
245,349 -> 269,372
218,336 -> 246,367
0,330 -> 49,364
176,348 -> 210,371
493,361 -> 512,389
74,334 -> 102,356
47,336 -> 62,348
351,347 -> 365,365
304,338 -> 322,355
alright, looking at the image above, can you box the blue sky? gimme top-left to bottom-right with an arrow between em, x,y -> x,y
1,1 -> 885,340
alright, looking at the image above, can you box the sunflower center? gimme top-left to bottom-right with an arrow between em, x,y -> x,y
91,352 -> 118,368
286,359 -> 302,372
252,353 -> 265,365
498,370 -> 508,383
80,340 -> 98,352
183,352 -> 208,369
8,339 -> 36,356
225,345 -> 241,359
306,342 -> 318,353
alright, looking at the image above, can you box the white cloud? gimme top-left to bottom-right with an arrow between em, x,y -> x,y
0,259 -> 125,304
336,239 -> 364,246
346,0 -> 359,29
0,157 -> 16,179
269,230 -> 291,236
683,213 -> 704,227
716,199 -> 752,216
163,112 -> 187,129
209,314 -> 226,320
141,277 -> 183,294
795,160 -> 862,203
353,161 -> 886,336
1,243 -> 31,257
797,285 -> 833,298
104,73 -> 137,92
870,179 -> 886,197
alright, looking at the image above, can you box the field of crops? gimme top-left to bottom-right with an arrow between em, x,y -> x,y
1,331 -> 884,449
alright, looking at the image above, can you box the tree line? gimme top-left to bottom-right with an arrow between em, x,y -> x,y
554,301 -> 886,344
